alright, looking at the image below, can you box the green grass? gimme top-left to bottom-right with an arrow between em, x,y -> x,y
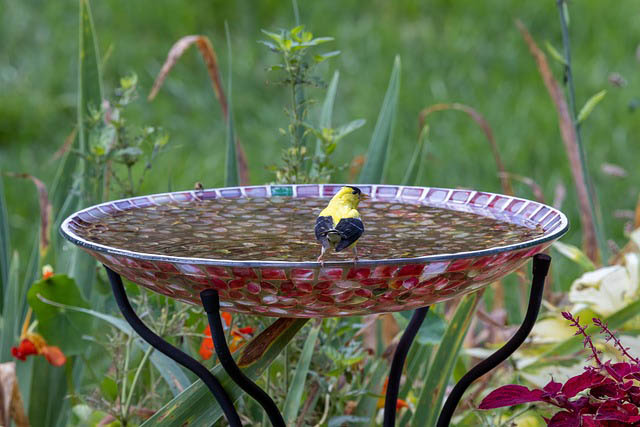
2,0 -> 639,288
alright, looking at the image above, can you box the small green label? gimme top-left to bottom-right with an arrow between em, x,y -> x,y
271,186 -> 293,196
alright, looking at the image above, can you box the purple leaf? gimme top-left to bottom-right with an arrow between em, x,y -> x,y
595,400 -> 640,422
544,379 -> 563,395
589,381 -> 624,400
478,385 -> 544,409
604,361 -> 640,382
547,411 -> 580,427
561,370 -> 605,399
579,415 -> 598,427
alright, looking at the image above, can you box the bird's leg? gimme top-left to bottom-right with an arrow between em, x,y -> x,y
352,245 -> 358,265
317,246 -> 326,267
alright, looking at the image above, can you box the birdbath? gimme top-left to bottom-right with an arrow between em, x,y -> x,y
61,184 -> 568,426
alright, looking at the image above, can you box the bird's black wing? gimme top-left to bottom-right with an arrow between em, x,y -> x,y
315,216 -> 334,249
334,218 -> 364,252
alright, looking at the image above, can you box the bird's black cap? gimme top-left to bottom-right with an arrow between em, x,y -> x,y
347,186 -> 362,194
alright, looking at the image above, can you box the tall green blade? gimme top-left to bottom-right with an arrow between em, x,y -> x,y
354,359 -> 388,422
0,177 -> 9,312
401,125 -> 429,186
224,23 -> 239,187
64,0 -> 104,297
143,318 -> 308,425
315,71 -> 340,157
282,322 -> 321,424
411,292 -> 481,427
0,252 -> 20,362
358,56 -> 401,185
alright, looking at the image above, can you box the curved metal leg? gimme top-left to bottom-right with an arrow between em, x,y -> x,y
104,267 -> 242,427
200,289 -> 286,427
436,253 -> 551,426
383,306 -> 430,427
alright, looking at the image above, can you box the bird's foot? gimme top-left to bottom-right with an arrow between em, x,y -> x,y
317,255 -> 325,268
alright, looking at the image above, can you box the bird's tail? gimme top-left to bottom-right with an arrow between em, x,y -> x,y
319,229 -> 345,238
320,229 -> 344,245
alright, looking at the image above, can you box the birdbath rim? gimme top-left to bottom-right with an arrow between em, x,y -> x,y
60,183 -> 569,269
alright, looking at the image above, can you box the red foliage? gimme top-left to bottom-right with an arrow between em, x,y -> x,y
479,312 -> 640,426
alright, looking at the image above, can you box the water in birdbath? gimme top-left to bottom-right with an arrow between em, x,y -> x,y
75,197 -> 545,262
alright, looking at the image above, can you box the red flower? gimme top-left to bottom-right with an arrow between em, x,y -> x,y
11,335 -> 66,366
11,339 -> 38,361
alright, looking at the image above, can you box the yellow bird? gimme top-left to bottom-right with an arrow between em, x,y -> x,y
315,186 -> 366,264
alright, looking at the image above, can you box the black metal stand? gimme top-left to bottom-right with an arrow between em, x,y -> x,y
200,289 -> 286,427
104,266 -> 243,427
435,253 -> 551,426
383,306 -> 430,426
106,254 -> 550,427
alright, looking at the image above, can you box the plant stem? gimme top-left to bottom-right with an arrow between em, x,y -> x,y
121,335 -> 133,422
123,345 -> 154,418
556,0 -> 607,263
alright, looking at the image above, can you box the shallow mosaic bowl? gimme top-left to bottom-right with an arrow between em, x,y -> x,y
61,184 -> 568,317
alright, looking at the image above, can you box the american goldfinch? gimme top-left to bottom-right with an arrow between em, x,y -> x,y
315,186 -> 366,264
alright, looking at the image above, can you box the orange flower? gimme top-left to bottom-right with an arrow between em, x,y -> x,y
376,378 -> 411,411
221,311 -> 232,327
11,308 -> 67,367
199,325 -> 214,360
198,319 -> 255,360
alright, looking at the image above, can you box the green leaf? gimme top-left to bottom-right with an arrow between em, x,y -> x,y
552,241 -> 596,271
261,29 -> 283,44
401,125 -> 429,186
334,119 -> 366,141
258,40 -> 279,52
291,25 -> 304,39
143,319 -> 309,425
26,275 -> 91,355
544,41 -> 567,66
411,292 -> 481,427
358,55 -> 401,184
354,359 -> 387,421
0,177 -> 9,312
392,309 -> 445,345
313,50 -> 341,63
224,23 -> 239,187
577,89 -> 607,124
282,322 -> 321,424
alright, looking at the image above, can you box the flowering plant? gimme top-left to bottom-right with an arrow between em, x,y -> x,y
479,312 -> 640,426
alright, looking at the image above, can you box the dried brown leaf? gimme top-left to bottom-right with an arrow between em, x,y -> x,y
418,103 -> 513,195
516,19 -> 599,264
0,362 -> 28,427
5,173 -> 52,256
50,127 -> 77,163
601,163 -> 628,178
498,172 -> 545,203
553,182 -> 567,210
149,35 -> 249,185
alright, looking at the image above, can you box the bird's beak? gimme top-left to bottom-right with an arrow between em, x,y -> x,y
360,193 -> 369,201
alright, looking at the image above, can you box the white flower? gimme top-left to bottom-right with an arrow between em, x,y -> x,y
569,253 -> 639,316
